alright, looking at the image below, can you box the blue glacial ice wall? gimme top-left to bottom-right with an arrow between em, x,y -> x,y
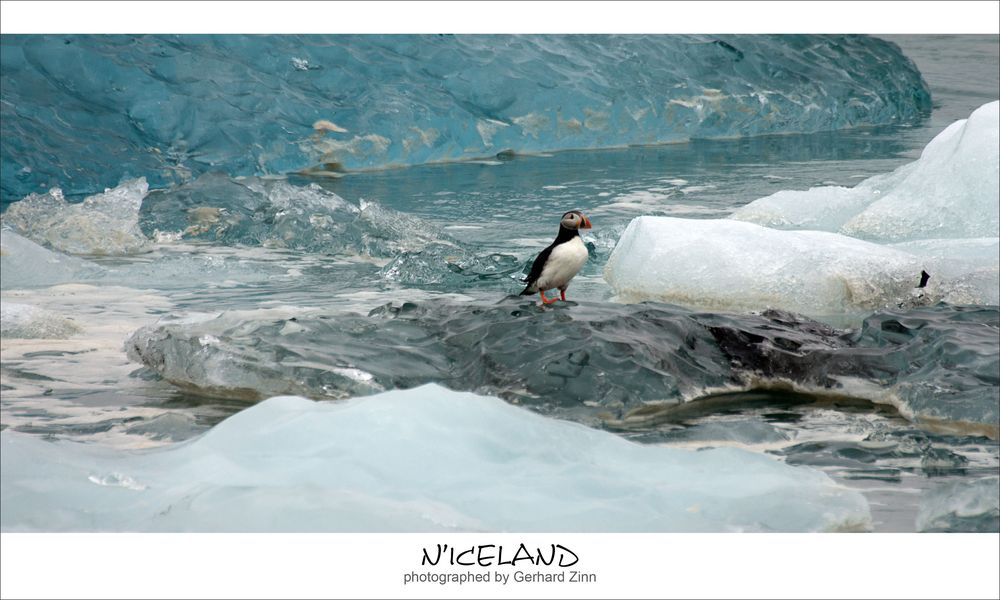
1,34 -> 930,202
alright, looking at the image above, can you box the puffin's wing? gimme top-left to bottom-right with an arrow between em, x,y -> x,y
520,243 -> 556,294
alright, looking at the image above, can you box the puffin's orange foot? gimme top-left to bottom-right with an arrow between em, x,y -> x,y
539,290 -> 558,305
560,290 -> 567,301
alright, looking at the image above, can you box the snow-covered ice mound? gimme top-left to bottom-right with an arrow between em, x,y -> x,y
732,101 -> 999,243
0,384 -> 871,532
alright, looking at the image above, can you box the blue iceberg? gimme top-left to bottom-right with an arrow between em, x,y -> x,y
1,34 -> 930,202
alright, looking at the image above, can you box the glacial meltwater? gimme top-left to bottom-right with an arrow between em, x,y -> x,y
1,34 -> 998,532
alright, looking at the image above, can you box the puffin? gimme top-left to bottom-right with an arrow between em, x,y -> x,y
520,210 -> 592,305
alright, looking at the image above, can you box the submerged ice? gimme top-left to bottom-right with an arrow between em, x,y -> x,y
1,34 -> 930,201
0,384 -> 871,532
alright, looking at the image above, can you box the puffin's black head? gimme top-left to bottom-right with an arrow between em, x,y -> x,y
560,210 -> 592,231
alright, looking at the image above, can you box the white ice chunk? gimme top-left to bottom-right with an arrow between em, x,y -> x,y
733,101 -> 1000,242
603,216 -> 931,320
0,384 -> 871,532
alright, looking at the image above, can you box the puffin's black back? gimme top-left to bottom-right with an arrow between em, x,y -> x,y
520,225 -> 580,294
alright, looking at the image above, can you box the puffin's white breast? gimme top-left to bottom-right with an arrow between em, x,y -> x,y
537,236 -> 589,290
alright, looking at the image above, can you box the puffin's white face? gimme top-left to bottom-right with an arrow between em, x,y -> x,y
560,211 -> 593,230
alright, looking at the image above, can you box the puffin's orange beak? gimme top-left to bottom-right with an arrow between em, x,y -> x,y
581,215 -> 592,229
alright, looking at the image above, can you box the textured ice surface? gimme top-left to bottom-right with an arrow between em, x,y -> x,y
0,384 -> 871,532
1,35 -> 930,201
0,228 -> 104,289
917,476 -> 1000,532
733,101 -> 1000,242
842,307 -> 999,431
604,216 -> 938,318
124,299 -> 999,431
627,305 -> 1000,433
125,300 -> 733,412
0,302 -> 82,339
2,178 -> 151,255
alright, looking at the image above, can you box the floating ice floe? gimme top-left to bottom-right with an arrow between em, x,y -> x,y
0,384 -> 872,532
604,216 -> 931,318
139,174 -> 359,252
3,173 -> 510,289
